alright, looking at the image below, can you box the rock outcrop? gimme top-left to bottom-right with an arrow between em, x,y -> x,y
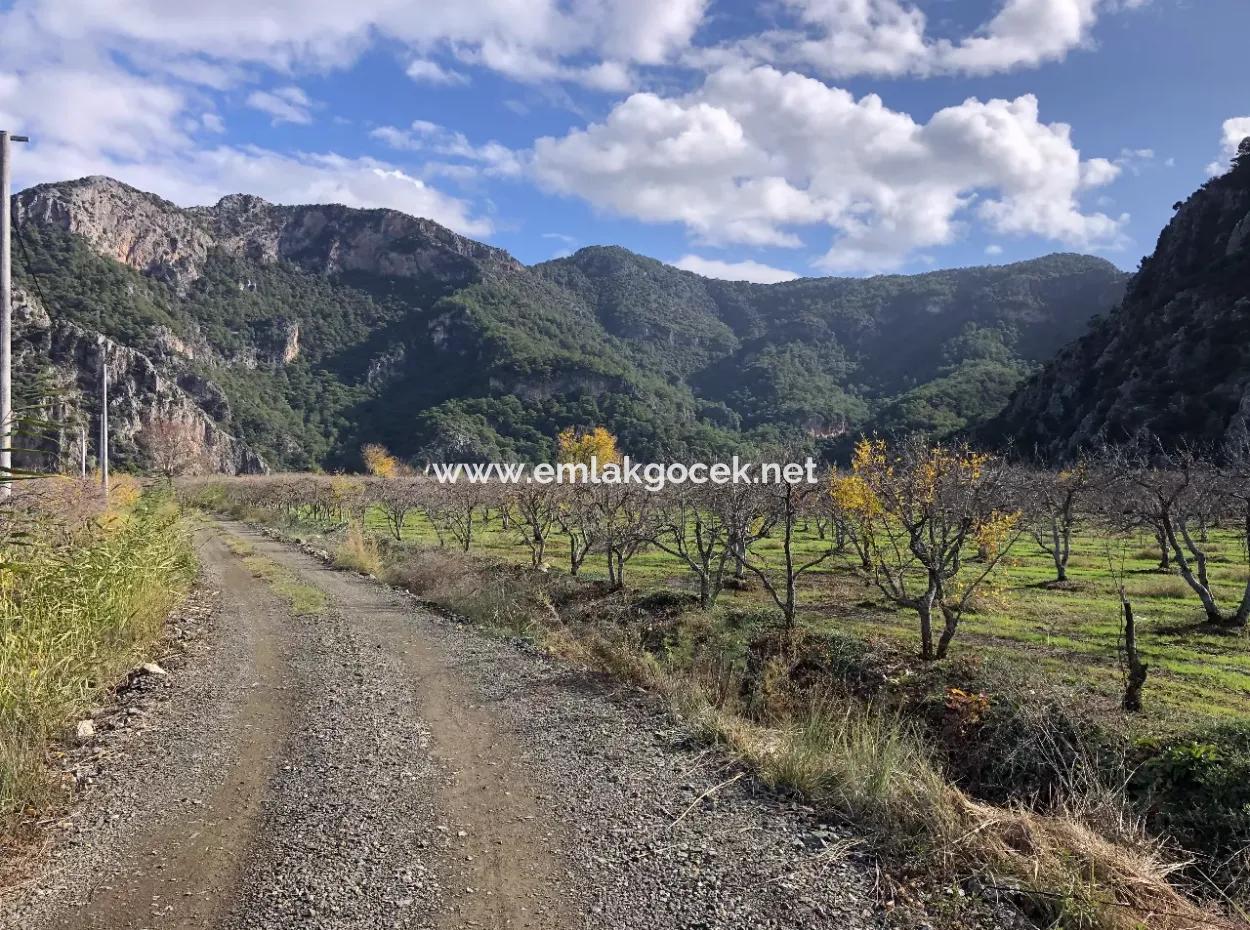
986,143 -> 1250,459
15,176 -> 520,292
13,288 -> 265,475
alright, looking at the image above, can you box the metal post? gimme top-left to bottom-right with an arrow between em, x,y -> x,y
0,130 -> 29,499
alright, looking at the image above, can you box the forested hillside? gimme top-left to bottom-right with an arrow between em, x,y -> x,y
12,176 -> 1127,470
988,141 -> 1250,458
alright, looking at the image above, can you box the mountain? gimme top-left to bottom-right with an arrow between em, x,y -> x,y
535,247 -> 1125,439
10,176 -> 1127,471
988,142 -> 1250,460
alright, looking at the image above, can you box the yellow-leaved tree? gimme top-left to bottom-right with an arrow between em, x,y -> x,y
361,443 -> 400,478
555,427 -> 621,466
840,437 -> 1022,661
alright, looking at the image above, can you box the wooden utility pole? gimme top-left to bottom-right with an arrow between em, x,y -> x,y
0,129 -> 30,499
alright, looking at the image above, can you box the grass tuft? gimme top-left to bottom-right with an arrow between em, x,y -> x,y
333,521 -> 382,576
239,552 -> 328,616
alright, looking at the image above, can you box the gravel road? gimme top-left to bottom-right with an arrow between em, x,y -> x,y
0,520 -> 973,930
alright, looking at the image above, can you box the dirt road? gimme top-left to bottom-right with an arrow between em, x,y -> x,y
1,521 -> 913,930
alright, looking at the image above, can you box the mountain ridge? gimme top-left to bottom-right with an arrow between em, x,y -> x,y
10,175 -> 1128,471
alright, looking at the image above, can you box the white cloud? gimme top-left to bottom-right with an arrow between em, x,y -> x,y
533,65 -> 1126,272
1221,117 -> 1250,150
370,121 -> 522,178
0,63 -> 490,237
17,140 -> 494,238
1206,116 -> 1250,176
0,0 -> 706,90
245,86 -> 314,125
674,254 -> 800,283
740,0 -> 1143,79
405,59 -> 468,85
985,244 -> 1004,256
0,63 -> 190,160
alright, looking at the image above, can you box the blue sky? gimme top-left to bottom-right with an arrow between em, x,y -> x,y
1,0 -> 1248,281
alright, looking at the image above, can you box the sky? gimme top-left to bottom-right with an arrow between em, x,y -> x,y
1,0 -> 1248,283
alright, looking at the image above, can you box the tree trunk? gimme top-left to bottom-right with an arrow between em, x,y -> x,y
917,595 -> 936,661
1122,599 -> 1148,712
935,604 -> 959,660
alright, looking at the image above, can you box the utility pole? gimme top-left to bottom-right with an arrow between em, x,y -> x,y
0,129 -> 30,499
98,335 -> 109,498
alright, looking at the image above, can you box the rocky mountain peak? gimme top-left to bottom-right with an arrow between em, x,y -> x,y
15,176 -> 521,291
214,192 -> 271,213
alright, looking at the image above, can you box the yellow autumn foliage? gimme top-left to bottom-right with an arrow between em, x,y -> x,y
362,443 -> 400,478
556,426 -> 621,466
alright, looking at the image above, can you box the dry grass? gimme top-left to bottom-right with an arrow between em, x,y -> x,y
0,482 -> 195,840
1130,574 -> 1195,600
333,521 -> 383,576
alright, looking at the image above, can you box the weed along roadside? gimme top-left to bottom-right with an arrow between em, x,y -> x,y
184,467 -> 1250,930
0,479 -> 196,851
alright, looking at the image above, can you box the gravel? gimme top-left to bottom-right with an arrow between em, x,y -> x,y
0,521 -> 1024,930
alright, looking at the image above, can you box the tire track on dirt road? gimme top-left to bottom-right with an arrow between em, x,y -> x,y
2,529 -> 297,930
4,519 -> 964,930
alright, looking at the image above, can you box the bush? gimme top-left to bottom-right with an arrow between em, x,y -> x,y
1131,723 -> 1250,892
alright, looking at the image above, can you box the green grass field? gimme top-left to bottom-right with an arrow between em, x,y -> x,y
348,505 -> 1250,729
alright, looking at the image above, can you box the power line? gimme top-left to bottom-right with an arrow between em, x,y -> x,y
9,210 -> 54,315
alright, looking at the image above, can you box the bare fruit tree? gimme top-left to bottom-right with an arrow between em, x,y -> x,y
1023,462 -> 1093,584
506,484 -> 560,568
738,471 -> 835,629
586,483 -> 652,590
845,437 -> 1024,661
138,416 -> 208,479
1098,446 -> 1236,626
650,482 -> 768,609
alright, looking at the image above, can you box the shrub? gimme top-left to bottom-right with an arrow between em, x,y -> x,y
1131,723 -> 1250,894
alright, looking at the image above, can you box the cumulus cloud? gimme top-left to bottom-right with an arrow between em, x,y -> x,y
740,0 -> 1142,79
1207,116 -> 1250,175
1221,117 -> 1250,150
18,139 -> 494,237
0,3 -> 508,237
674,254 -> 800,283
0,61 -> 491,236
533,66 -> 1126,271
245,86 -> 314,125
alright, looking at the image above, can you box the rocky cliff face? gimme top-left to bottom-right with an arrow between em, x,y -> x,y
987,145 -> 1250,460
13,288 -> 265,475
15,176 -> 520,292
